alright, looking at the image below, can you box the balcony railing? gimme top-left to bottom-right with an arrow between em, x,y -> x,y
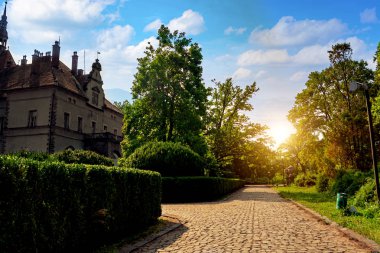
84,132 -> 123,142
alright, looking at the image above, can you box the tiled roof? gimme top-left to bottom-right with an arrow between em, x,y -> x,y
104,98 -> 122,114
0,58 -> 84,96
0,50 -> 16,70
0,51 -> 122,114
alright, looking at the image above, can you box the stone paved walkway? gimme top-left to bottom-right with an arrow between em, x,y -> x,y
135,185 -> 372,252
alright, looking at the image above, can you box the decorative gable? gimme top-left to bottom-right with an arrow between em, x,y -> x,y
85,59 -> 105,109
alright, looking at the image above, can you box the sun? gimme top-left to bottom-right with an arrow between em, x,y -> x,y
267,123 -> 295,147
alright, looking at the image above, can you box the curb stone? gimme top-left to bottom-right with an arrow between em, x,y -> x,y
118,214 -> 187,253
288,198 -> 380,253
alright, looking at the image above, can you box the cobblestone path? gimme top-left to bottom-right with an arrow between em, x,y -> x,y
135,185 -> 371,252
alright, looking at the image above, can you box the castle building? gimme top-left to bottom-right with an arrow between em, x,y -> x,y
0,2 -> 123,158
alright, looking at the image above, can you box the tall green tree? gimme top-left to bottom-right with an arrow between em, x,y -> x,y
288,43 -> 374,171
122,25 -> 208,156
205,78 -> 270,177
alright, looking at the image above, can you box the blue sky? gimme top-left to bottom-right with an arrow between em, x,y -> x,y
5,0 -> 380,146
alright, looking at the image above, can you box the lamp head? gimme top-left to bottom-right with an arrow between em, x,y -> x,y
349,81 -> 359,92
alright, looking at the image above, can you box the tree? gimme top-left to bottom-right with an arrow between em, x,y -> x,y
122,25 -> 208,157
288,43 -> 375,171
205,78 -> 271,178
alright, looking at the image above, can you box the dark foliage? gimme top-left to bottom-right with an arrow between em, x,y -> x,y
121,141 -> 205,177
52,150 -> 114,166
316,173 -> 330,192
330,169 -> 370,195
161,177 -> 245,202
0,155 -> 161,252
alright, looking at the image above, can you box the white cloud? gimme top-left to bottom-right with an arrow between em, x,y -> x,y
215,54 -> 234,62
8,0 -> 114,44
9,0 -> 114,25
232,68 -> 252,80
168,9 -> 205,35
122,36 -> 158,62
237,36 -> 371,66
97,25 -> 135,50
249,16 -> 347,47
360,8 -> 378,24
255,70 -> 267,79
144,19 -> 163,32
292,44 -> 329,65
237,49 -> 291,66
290,71 -> 309,82
224,26 -> 247,35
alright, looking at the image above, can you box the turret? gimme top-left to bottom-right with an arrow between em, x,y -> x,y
0,1 -> 8,50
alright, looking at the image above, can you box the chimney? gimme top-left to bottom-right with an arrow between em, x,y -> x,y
78,69 -> 83,76
21,55 -> 27,66
71,51 -> 78,75
31,50 -> 40,74
51,41 -> 60,68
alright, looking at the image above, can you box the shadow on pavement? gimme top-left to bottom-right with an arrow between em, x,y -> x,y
130,224 -> 189,252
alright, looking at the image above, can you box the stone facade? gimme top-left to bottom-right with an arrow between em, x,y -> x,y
0,3 -> 123,158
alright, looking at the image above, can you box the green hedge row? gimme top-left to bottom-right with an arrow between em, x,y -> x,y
52,149 -> 114,166
162,177 -> 245,203
0,155 -> 161,253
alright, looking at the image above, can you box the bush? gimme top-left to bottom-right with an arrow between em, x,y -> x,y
272,173 -> 284,186
0,155 -> 161,252
294,173 -> 317,187
121,141 -> 205,177
316,173 -> 330,192
11,150 -> 55,162
330,170 -> 369,196
52,150 -> 113,166
353,178 -> 377,207
162,177 -> 245,202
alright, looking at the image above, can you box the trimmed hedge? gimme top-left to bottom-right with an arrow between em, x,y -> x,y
162,177 -> 245,203
120,141 -> 205,176
0,155 -> 161,252
52,149 -> 114,166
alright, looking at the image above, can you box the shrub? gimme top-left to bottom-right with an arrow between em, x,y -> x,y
121,141 -> 205,177
272,173 -> 284,186
361,204 -> 380,219
11,150 -> 55,162
162,177 -> 245,202
294,173 -> 317,187
52,150 -> 113,166
316,173 -> 330,192
353,178 -> 377,207
330,170 -> 369,195
0,155 -> 161,252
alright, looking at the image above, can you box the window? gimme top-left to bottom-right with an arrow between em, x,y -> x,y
0,117 -> 4,134
92,121 -> 96,133
103,125 -> 108,132
92,91 -> 99,106
28,110 -> 37,128
64,113 -> 70,129
77,117 -> 83,133
113,129 -> 117,136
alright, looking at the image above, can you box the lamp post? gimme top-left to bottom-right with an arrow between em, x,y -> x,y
349,81 -> 380,203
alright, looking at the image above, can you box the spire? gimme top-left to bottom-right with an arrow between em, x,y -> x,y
2,1 -> 6,17
0,0 -> 8,49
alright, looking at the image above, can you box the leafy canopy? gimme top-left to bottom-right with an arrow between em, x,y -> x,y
122,25 -> 208,157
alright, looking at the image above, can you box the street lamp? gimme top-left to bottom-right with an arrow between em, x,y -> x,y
349,81 -> 380,203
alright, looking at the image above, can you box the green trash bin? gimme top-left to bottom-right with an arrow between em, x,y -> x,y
336,193 -> 347,209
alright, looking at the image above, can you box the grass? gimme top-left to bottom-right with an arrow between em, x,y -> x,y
275,186 -> 380,244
